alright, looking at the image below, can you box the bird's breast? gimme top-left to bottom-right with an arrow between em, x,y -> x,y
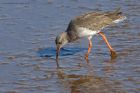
77,27 -> 99,38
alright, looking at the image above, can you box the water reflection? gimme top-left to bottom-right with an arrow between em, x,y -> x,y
56,56 -> 60,68
37,47 -> 86,57
56,64 -> 127,93
38,47 -> 87,67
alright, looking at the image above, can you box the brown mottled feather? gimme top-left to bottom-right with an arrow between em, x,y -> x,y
67,9 -> 122,31
66,9 -> 124,41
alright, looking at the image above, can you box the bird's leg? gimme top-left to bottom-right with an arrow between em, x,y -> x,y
98,32 -> 117,59
85,38 -> 92,60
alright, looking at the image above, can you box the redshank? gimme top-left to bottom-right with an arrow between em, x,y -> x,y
55,9 -> 126,60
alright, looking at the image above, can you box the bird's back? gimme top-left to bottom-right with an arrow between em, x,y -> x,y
67,9 -> 126,31
66,9 -> 126,42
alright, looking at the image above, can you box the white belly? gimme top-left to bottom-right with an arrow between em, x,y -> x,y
77,27 -> 99,38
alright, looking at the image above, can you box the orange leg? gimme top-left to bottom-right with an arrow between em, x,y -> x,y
98,32 -> 117,59
85,38 -> 92,60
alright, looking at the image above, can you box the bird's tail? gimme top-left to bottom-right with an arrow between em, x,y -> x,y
106,8 -> 126,23
106,8 -> 122,15
114,8 -> 122,14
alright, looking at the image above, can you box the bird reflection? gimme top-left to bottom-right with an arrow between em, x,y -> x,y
56,51 -> 117,68
56,63 -> 126,93
56,55 -> 60,68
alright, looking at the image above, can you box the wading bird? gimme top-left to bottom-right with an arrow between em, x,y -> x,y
55,9 -> 126,61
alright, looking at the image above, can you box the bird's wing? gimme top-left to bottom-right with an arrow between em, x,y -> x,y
72,12 -> 114,31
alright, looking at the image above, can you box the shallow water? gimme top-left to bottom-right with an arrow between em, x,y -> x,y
0,0 -> 140,93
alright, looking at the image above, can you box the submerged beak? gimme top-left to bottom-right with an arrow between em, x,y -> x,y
56,45 -> 60,58
56,45 -> 61,67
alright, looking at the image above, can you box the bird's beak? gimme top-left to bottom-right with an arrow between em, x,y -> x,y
56,45 -> 60,58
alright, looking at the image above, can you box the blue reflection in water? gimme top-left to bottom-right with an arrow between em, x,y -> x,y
37,47 -> 87,57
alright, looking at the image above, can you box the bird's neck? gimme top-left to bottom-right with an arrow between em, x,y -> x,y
63,32 -> 70,43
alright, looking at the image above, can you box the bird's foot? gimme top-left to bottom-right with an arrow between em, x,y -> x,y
110,50 -> 117,59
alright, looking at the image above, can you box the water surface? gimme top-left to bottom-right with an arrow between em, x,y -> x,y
0,0 -> 140,93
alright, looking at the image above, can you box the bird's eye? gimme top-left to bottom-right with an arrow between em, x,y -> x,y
58,42 -> 61,44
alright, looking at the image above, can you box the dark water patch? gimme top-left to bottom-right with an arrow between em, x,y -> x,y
37,47 -> 87,57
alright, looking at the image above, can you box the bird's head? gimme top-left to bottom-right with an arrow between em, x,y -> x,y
55,32 -> 68,57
